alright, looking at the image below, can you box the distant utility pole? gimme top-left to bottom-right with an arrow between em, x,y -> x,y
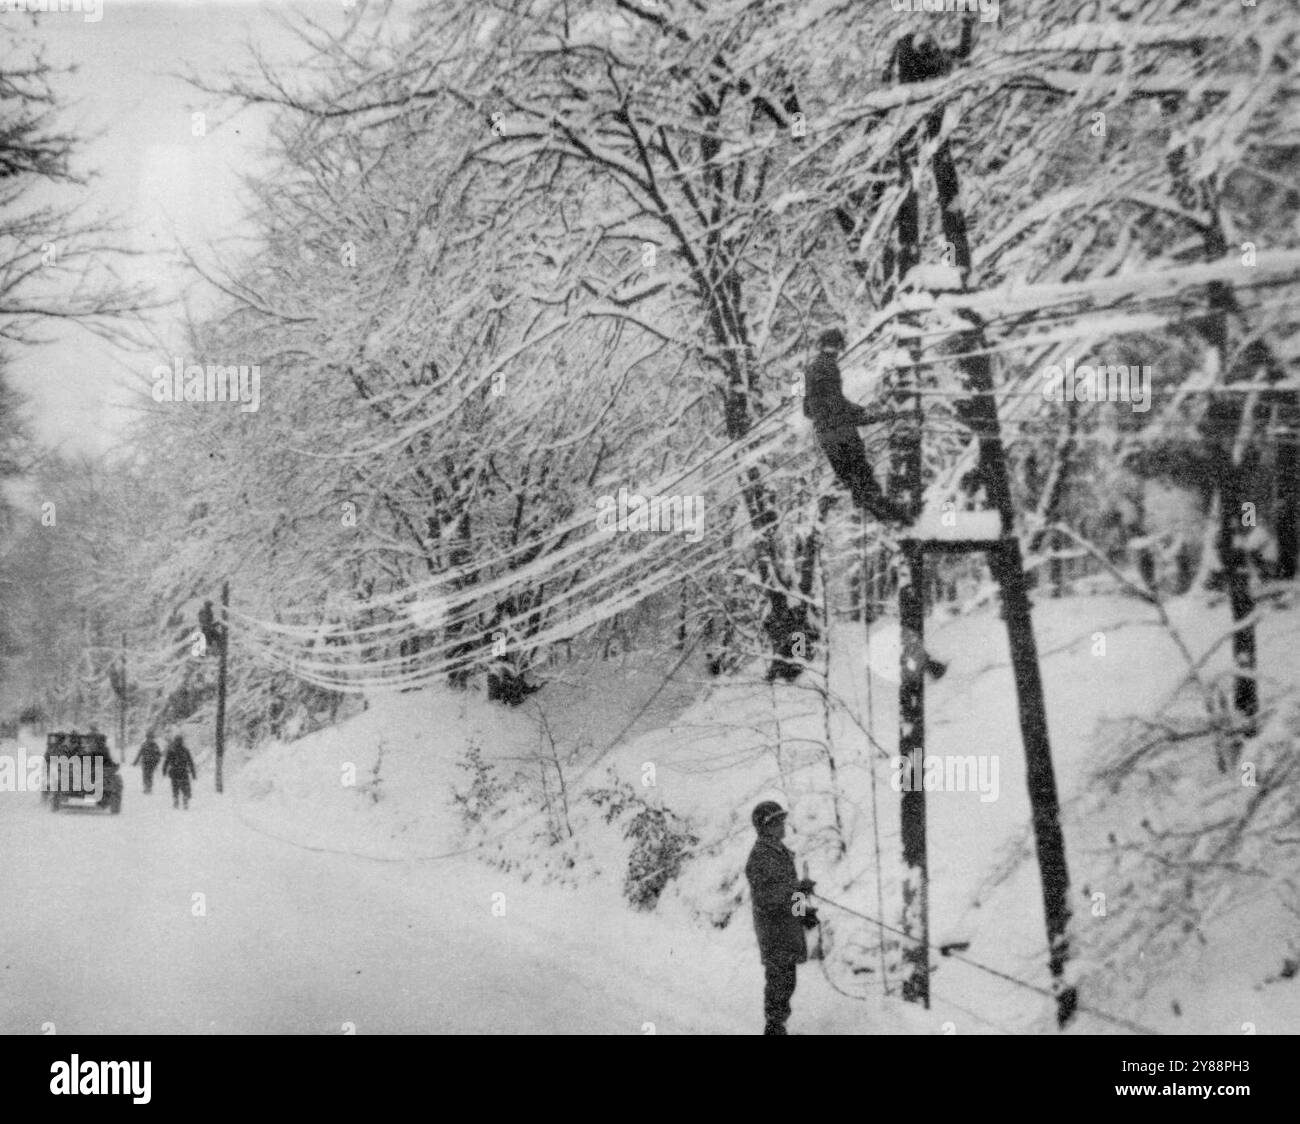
215,581 -> 229,795
108,632 -> 128,761
118,633 -> 127,760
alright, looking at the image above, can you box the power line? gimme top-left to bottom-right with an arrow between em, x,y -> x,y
812,890 -> 1161,1036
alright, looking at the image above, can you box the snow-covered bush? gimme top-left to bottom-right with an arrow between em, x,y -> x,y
589,778 -> 699,911
451,739 -> 508,831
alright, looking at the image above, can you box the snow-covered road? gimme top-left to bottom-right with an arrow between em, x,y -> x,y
0,765 -> 755,1034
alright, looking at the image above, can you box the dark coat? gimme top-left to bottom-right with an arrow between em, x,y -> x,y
161,745 -> 197,780
745,836 -> 808,966
133,739 -> 161,768
802,351 -> 873,436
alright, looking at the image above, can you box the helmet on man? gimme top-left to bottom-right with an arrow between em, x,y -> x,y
817,328 -> 846,353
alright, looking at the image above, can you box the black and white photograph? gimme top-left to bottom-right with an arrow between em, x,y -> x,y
0,0 -> 1296,1072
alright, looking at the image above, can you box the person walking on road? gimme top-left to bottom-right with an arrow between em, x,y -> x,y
132,731 -> 162,795
161,735 -> 197,810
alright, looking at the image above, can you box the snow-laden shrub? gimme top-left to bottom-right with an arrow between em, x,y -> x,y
590,778 -> 699,910
448,732 -> 609,888
451,739 -> 508,831
1075,693 -> 1300,1003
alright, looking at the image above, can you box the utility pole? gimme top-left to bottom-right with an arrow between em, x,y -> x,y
118,633 -> 127,760
928,116 -> 1076,1032
215,581 -> 228,794
885,36 -> 931,1009
107,632 -> 128,761
871,25 -> 1076,1026
896,543 -> 928,1006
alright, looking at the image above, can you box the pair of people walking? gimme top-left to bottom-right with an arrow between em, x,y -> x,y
132,732 -> 197,809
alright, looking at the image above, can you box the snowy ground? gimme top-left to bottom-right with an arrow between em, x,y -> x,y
0,719 -> 879,1034
3,591 -> 1298,1033
0,766 -> 752,1034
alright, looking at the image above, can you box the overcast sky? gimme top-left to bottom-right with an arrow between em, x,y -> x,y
6,0 -> 346,453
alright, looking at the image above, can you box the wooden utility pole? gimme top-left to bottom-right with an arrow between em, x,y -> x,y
873,27 -> 1076,1026
882,46 -> 932,1006
896,542 -> 929,1005
215,581 -> 228,794
888,256 -> 931,1007
929,122 -> 1075,1030
117,633 -> 127,760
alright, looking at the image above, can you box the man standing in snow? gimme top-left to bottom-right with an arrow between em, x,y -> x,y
803,328 -> 910,524
132,730 -> 162,795
161,735 -> 197,810
745,801 -> 817,1035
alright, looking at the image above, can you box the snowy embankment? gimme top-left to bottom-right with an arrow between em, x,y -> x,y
230,591 -> 1300,1035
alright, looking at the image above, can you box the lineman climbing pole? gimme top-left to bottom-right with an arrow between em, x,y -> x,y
882,30 -> 1077,1027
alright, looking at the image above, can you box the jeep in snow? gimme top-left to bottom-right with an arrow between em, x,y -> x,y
44,732 -> 123,814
